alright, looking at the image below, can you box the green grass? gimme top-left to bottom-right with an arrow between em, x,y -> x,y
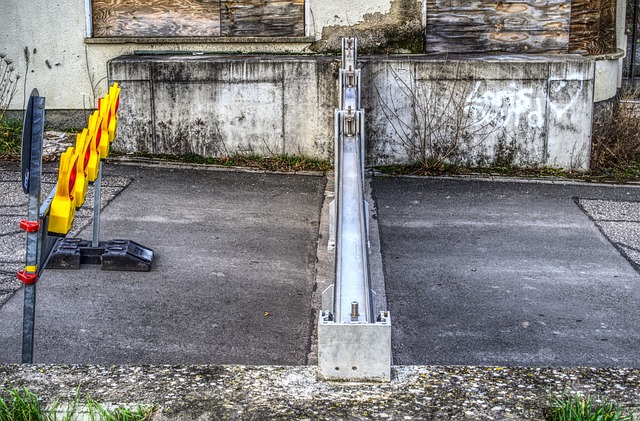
375,163 -> 640,184
0,385 -> 153,421
0,386 -> 48,421
547,392 -> 635,421
0,117 -> 22,157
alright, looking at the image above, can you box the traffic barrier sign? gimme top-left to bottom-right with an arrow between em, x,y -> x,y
18,84 -> 154,363
48,147 -> 79,236
86,110 -> 102,182
73,129 -> 91,208
107,83 -> 120,143
98,96 -> 111,158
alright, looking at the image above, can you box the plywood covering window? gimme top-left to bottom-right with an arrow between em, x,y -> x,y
424,0 -> 617,55
91,0 -> 305,37
569,0 -> 617,54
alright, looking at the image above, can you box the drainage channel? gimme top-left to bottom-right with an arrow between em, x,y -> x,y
317,37 -> 391,382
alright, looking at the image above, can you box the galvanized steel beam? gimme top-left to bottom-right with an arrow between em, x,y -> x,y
319,37 -> 391,382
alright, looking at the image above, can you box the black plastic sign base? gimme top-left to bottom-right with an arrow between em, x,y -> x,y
47,238 -> 154,271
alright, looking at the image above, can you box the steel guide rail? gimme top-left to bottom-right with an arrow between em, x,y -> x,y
318,38 -> 391,381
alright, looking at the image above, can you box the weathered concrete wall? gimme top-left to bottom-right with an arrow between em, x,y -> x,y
364,56 -> 594,169
109,56 -> 338,159
110,54 -> 594,169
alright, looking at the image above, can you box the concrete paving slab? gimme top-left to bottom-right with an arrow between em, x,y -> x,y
0,162 -> 325,365
373,176 -> 640,367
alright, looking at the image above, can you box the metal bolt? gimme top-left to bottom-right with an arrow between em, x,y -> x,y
351,301 -> 359,321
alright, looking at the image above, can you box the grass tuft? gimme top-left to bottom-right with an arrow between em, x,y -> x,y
0,385 -> 153,421
0,386 -> 49,421
546,392 -> 635,421
0,117 -> 21,158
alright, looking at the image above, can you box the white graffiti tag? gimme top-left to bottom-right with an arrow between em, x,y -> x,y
465,81 -> 545,129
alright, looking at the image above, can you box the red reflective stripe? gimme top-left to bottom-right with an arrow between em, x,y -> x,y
19,220 -> 40,233
84,141 -> 91,168
69,161 -> 77,195
17,270 -> 37,285
96,126 -> 102,147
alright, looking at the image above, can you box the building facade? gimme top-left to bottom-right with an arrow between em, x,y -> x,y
0,0 -> 629,168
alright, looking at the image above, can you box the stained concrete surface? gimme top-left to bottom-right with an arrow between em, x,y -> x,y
373,176 -> 640,367
0,161 -> 325,365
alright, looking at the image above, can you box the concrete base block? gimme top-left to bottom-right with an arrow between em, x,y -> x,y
318,312 -> 391,382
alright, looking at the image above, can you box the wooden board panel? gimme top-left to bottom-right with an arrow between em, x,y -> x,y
569,0 -> 617,54
93,0 -> 222,37
425,0 -> 571,54
221,0 -> 305,37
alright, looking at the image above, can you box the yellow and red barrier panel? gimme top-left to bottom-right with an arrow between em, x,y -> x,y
73,129 -> 91,208
47,83 -> 121,235
86,110 -> 102,182
98,95 -> 111,158
48,147 -> 79,235
108,83 -> 120,143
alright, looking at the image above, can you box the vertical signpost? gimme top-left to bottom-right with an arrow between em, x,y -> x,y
18,89 -> 45,364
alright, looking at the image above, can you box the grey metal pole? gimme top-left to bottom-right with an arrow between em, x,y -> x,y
20,92 -> 45,364
21,285 -> 37,363
318,37 -> 391,381
92,161 -> 102,247
631,0 -> 639,79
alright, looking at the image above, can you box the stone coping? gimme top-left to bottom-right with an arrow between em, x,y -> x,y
1,365 -> 639,420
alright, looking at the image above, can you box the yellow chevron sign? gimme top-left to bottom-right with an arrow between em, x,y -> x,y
86,110 -> 102,182
73,129 -> 91,208
48,147 -> 79,235
98,95 -> 111,158
108,83 -> 120,143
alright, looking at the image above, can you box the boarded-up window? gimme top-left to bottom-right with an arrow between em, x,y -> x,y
92,0 -> 305,37
569,0 -> 617,54
424,0 -> 617,56
425,0 -> 572,55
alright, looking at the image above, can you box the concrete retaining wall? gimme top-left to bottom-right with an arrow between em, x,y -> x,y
109,54 -> 595,169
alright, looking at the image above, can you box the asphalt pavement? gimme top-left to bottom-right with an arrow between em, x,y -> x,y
373,176 -> 640,367
1,160 -> 640,370
0,160 -> 325,364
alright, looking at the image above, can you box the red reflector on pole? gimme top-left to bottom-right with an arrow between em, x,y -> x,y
17,270 -> 37,285
19,220 -> 40,233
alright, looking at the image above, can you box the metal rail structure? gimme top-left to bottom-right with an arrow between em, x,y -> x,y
318,38 -> 391,381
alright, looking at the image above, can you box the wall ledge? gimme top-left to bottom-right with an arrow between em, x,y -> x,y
85,36 -> 315,45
